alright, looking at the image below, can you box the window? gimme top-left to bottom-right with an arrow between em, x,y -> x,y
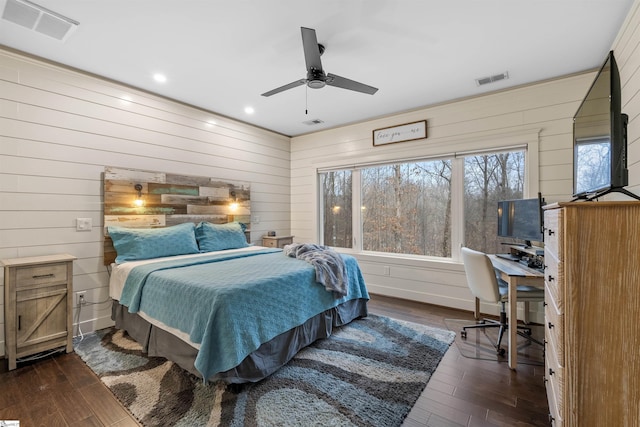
361,160 -> 452,257
320,170 -> 353,248
463,151 -> 525,254
319,147 -> 528,260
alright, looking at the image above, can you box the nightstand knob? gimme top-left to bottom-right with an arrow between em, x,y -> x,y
547,229 -> 555,236
547,275 -> 555,282
548,322 -> 555,329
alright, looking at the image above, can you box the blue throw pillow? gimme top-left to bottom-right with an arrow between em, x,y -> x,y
195,221 -> 249,252
108,223 -> 199,263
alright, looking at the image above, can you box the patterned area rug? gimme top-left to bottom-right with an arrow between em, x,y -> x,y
75,314 -> 455,427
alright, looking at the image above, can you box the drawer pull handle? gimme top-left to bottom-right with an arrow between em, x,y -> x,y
547,275 -> 555,282
549,414 -> 555,423
32,273 -> 55,279
543,302 -> 547,307
18,315 -> 21,330
548,322 -> 555,329
549,368 -> 555,376
547,229 -> 555,236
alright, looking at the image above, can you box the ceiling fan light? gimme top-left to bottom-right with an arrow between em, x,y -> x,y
308,79 -> 325,89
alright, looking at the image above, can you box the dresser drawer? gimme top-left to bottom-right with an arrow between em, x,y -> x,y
543,208 -> 563,261
545,325 -> 565,418
545,357 -> 564,427
543,250 -> 564,312
545,286 -> 564,365
15,262 -> 69,288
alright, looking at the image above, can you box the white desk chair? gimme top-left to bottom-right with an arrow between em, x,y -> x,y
460,247 -> 544,355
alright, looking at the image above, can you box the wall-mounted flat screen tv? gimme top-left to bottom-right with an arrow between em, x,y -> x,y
573,50 -> 633,200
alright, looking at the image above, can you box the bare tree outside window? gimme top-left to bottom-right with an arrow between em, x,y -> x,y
361,160 -> 452,257
319,148 -> 526,258
463,151 -> 525,253
321,171 -> 353,248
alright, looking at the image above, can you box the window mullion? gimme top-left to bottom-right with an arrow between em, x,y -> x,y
450,157 -> 465,262
352,169 -> 362,250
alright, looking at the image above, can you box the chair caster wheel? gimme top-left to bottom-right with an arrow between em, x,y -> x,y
497,348 -> 506,356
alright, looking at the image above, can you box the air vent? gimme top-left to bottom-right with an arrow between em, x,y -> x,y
1,0 -> 79,41
475,71 -> 509,86
303,119 -> 324,126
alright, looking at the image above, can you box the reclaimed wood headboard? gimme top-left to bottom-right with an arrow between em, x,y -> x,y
103,166 -> 250,265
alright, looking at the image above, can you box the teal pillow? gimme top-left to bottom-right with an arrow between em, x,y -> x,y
195,222 -> 249,252
108,223 -> 199,263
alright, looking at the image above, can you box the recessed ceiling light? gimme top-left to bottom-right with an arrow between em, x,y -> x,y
153,73 -> 167,83
244,106 -> 255,114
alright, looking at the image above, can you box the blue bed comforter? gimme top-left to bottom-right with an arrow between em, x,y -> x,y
118,248 -> 369,380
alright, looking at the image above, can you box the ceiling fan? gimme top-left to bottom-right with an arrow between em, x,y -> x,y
261,27 -> 378,97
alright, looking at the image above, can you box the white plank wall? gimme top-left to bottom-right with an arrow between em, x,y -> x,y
290,0 -> 640,320
0,49 -> 291,356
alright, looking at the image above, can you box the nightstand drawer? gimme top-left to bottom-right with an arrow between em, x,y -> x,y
262,236 -> 294,249
16,262 -> 69,288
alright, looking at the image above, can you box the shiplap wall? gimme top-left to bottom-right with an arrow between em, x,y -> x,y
0,48 -> 291,357
290,0 -> 640,321
614,2 -> 640,194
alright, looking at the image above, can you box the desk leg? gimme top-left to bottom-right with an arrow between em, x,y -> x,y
474,297 -> 480,320
508,276 -> 518,370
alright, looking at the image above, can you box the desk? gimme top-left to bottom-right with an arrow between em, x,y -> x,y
488,255 -> 544,370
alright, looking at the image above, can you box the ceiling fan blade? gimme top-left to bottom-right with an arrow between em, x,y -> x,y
326,73 -> 378,95
261,79 -> 306,97
301,27 -> 323,72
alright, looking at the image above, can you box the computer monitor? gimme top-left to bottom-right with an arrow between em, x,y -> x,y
497,196 -> 543,247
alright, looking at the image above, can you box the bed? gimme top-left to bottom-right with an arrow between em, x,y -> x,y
103,167 -> 368,383
108,231 -> 369,384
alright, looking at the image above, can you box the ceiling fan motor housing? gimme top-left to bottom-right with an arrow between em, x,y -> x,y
307,68 -> 326,89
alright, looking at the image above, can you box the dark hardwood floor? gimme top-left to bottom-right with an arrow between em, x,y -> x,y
0,294 -> 549,426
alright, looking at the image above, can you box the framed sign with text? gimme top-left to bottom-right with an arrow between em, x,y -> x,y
373,120 -> 427,146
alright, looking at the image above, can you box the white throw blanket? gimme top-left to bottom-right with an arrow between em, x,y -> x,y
283,243 -> 347,297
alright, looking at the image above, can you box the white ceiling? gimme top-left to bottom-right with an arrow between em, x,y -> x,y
0,0 -> 635,137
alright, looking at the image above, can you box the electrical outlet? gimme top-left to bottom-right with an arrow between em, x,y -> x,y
76,291 -> 86,306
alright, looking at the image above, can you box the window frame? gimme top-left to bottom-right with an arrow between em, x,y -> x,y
315,132 -> 540,262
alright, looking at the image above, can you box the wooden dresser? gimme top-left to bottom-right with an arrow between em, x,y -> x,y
2,254 -> 76,370
543,202 -> 640,426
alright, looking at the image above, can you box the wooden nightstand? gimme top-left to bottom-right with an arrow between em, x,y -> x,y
2,254 -> 76,370
262,235 -> 294,249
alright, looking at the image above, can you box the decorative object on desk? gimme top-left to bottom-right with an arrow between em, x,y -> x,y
75,314 -> 455,427
267,230 -> 276,236
373,120 -> 427,146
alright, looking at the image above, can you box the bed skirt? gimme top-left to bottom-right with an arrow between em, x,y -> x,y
111,298 -> 368,383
